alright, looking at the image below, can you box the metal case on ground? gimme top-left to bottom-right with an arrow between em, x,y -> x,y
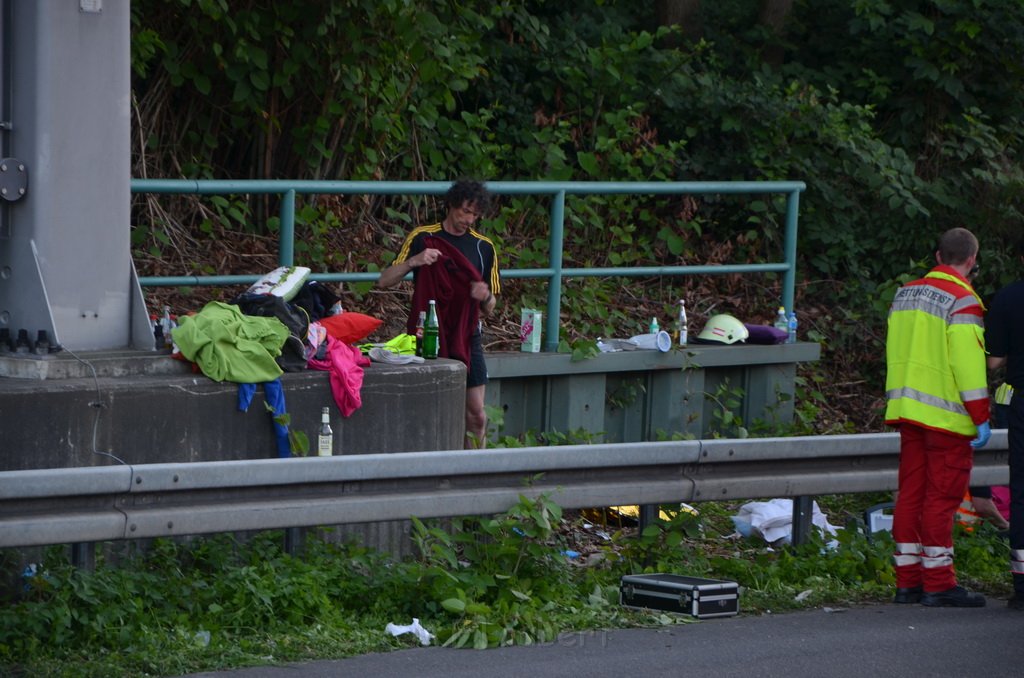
620,573 -> 739,619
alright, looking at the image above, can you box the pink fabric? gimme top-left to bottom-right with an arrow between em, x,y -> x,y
992,485 -> 1011,520
307,335 -> 370,417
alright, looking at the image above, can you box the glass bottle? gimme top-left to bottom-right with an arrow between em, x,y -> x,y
161,305 -> 174,348
317,407 -> 333,457
676,299 -> 688,347
423,300 -> 439,360
153,317 -> 164,350
415,311 -> 426,357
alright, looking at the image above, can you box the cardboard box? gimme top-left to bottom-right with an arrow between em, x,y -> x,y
620,574 -> 739,618
520,309 -> 542,353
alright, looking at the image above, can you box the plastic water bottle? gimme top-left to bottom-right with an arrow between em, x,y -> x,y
786,311 -> 798,344
649,317 -> 659,334
774,306 -> 788,334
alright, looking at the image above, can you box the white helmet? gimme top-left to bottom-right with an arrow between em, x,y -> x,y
697,314 -> 748,345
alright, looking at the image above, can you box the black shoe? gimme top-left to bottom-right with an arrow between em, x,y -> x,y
920,586 -> 986,608
893,586 -> 923,604
1008,596 -> 1024,610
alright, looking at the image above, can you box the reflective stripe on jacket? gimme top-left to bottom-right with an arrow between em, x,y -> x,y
884,266 -> 989,437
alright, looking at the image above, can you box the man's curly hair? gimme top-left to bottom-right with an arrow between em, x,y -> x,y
444,180 -> 491,213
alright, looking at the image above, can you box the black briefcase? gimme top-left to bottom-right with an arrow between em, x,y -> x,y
620,573 -> 739,619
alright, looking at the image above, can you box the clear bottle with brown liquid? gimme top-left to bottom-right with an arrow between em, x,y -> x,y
415,311 -> 426,357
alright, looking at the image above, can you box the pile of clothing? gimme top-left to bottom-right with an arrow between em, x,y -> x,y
170,274 -> 383,457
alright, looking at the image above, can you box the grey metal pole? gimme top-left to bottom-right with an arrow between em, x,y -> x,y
790,495 -> 814,547
544,190 -> 566,352
782,189 -> 801,313
70,542 -> 96,571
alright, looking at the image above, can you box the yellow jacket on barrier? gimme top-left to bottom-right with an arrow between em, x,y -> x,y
884,266 -> 989,437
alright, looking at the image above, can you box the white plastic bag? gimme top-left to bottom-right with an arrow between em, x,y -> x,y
385,618 -> 435,646
732,498 -> 838,545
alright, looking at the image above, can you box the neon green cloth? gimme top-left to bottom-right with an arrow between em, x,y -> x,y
172,301 -> 289,383
385,334 -> 417,355
361,334 -> 417,355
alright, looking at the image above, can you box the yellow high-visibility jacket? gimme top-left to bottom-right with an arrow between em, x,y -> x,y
885,266 -> 989,437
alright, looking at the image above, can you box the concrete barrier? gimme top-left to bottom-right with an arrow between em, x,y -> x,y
0,350 -> 466,471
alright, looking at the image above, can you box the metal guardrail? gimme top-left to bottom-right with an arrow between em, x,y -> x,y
131,179 -> 806,352
0,431 -> 1008,549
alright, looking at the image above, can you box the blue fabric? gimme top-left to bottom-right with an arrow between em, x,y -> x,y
238,380 -> 292,458
237,382 -> 257,409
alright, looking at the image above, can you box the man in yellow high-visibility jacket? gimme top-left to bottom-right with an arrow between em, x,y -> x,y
885,227 -> 991,608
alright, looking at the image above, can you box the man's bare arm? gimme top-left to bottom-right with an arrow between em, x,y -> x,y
377,249 -> 442,289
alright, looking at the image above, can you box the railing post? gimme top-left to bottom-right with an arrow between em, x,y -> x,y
544,190 -> 566,352
70,541 -> 96,571
637,504 -> 658,535
284,526 -> 306,556
782,189 -> 801,313
790,495 -> 814,547
279,189 -> 296,267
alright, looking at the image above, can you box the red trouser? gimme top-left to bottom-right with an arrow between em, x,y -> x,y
892,423 -> 973,592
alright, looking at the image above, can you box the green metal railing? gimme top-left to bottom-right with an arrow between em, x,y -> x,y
132,180 -> 806,352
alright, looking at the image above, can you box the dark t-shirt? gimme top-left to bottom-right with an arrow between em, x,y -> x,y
396,223 -> 501,294
986,279 -> 1024,389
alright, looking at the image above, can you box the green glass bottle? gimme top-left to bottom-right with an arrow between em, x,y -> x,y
423,300 -> 439,359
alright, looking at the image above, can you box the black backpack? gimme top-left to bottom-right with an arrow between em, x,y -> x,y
231,292 -> 310,372
231,281 -> 342,371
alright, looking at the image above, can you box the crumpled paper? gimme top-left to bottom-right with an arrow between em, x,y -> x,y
385,618 -> 435,646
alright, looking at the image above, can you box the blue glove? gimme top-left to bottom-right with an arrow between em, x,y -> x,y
970,421 -> 991,449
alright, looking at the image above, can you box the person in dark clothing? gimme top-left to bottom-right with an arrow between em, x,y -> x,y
985,236 -> 1024,609
378,180 -> 500,449
963,262 -> 1010,533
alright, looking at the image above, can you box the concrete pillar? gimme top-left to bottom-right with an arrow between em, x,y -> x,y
0,0 -> 150,353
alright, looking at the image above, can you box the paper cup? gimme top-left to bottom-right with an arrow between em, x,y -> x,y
629,331 -> 672,352
655,330 -> 671,352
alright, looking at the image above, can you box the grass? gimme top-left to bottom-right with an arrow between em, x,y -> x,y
0,493 -> 1012,677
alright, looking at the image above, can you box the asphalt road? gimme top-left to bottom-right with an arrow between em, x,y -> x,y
181,599 -> 1023,678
